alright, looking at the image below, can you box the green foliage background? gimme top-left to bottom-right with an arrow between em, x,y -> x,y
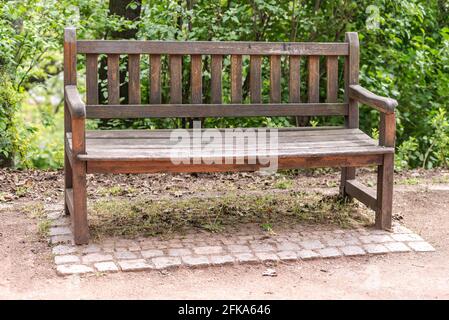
0,0 -> 448,169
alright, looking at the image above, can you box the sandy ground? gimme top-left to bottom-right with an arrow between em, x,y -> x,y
0,170 -> 449,299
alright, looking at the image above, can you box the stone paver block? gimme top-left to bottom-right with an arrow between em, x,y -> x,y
324,239 -> 346,247
360,234 -> 394,244
49,226 -> 71,236
118,259 -> 152,271
82,253 -> 113,264
51,234 -> 73,244
297,249 -> 319,260
341,236 -> 361,246
384,242 -> 411,253
168,248 -> 192,256
47,211 -> 63,220
51,217 -> 70,227
94,261 -> 119,272
210,255 -> 235,265
52,245 -> 77,256
317,247 -> 342,258
363,244 -> 390,254
115,251 -> 139,260
234,253 -> 258,263
82,244 -> 102,254
392,224 -> 412,234
56,264 -> 93,275
227,244 -> 251,253
193,246 -> 223,255
250,243 -> 275,252
391,233 -> 423,242
152,256 -> 182,269
181,255 -> 210,267
255,252 -> 279,262
340,245 -> 366,256
277,251 -> 297,261
299,240 -> 324,250
276,242 -> 300,251
407,241 -> 435,252
141,249 -> 164,259
55,255 -> 80,265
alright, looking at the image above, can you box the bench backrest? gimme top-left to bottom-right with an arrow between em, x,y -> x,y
64,27 -> 359,128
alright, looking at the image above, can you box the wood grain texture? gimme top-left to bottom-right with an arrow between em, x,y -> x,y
107,54 -> 120,104
170,55 -> 182,104
289,56 -> 300,103
69,128 -> 392,162
231,55 -> 242,103
326,56 -> 338,103
65,86 -> 86,119
341,32 -> 360,198
379,112 -> 396,147
211,55 -> 223,104
345,32 -> 359,128
150,54 -> 162,104
86,54 -> 98,105
250,55 -> 262,103
270,55 -> 281,103
63,27 -> 76,215
70,116 -> 89,244
345,179 -> 377,211
349,85 -> 397,113
128,54 -> 141,104
190,55 -> 202,104
78,40 -> 349,55
308,55 -> 320,103
376,153 -> 394,230
86,103 -> 348,118
86,155 -> 383,174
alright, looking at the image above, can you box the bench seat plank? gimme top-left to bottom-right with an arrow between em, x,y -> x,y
67,128 -> 393,164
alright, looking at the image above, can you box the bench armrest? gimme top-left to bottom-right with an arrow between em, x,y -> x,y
349,85 -> 397,114
65,85 -> 86,119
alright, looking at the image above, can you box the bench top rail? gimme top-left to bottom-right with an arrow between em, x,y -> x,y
77,40 -> 349,56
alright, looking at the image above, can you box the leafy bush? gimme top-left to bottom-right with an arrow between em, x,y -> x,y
0,0 -> 448,169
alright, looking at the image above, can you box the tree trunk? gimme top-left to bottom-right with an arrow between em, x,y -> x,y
98,0 -> 142,107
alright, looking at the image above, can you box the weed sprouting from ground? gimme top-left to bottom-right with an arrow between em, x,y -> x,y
89,191 -> 373,240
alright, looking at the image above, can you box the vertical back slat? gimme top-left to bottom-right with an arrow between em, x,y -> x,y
150,54 -> 161,104
231,55 -> 242,103
345,32 -> 360,128
107,54 -> 120,104
211,55 -> 223,104
250,55 -> 262,103
170,55 -> 182,104
86,54 -> 98,105
270,55 -> 281,103
326,56 -> 338,103
128,54 -> 141,104
190,54 -> 202,103
308,55 -> 320,103
289,56 -> 300,103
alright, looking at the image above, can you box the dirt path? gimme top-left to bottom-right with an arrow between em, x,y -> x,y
1,170 -> 449,299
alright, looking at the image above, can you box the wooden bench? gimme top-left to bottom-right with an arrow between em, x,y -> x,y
64,27 -> 397,245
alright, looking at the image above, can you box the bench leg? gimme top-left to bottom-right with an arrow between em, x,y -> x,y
340,167 -> 356,200
64,152 -> 72,216
71,160 -> 89,244
375,153 -> 394,230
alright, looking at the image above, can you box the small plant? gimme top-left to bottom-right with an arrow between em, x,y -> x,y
260,222 -> 274,234
398,177 -> 420,185
38,219 -> 52,238
274,178 -> 293,190
21,202 -> 45,219
15,186 -> 29,197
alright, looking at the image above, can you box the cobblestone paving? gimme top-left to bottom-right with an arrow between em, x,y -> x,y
45,205 -> 435,276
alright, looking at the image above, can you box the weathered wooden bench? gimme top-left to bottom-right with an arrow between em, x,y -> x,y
64,27 -> 397,245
